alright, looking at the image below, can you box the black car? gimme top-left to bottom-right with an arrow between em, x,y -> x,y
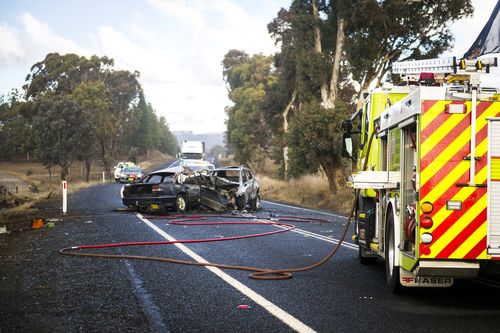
121,171 -> 201,212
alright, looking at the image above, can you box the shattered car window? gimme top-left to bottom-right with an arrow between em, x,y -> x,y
221,170 -> 239,182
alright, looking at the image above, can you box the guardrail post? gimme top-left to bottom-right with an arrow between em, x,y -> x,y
62,181 -> 67,214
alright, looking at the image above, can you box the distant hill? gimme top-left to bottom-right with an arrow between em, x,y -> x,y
174,131 -> 225,152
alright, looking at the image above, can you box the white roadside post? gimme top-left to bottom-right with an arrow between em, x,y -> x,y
62,180 -> 67,214
102,171 -> 106,183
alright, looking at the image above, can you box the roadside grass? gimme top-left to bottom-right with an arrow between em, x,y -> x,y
219,156 -> 353,214
257,173 -> 353,215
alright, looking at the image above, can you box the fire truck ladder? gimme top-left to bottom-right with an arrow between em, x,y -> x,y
393,56 -> 498,187
392,56 -> 497,76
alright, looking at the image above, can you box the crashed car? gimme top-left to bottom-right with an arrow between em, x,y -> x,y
184,165 -> 260,211
121,171 -> 201,212
209,166 -> 260,210
119,165 -> 143,183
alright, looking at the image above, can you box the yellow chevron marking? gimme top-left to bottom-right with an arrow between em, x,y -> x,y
421,112 -> 469,158
451,221 -> 487,259
428,193 -> 487,256
476,249 -> 488,259
421,132 -> 470,186
422,166 -> 487,234
421,106 -> 492,187
421,161 -> 469,204
421,101 -> 448,131
422,158 -> 488,207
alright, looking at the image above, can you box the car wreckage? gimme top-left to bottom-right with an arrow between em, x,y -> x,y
121,165 -> 260,212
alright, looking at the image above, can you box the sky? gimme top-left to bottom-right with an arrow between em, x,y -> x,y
0,0 -> 498,134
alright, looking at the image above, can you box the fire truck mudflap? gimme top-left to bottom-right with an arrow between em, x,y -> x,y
400,268 -> 454,287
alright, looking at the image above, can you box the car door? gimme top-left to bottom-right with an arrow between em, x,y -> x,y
243,169 -> 257,200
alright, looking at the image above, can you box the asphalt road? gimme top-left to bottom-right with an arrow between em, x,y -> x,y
2,182 -> 500,332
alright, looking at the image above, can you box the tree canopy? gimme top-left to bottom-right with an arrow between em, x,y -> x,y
222,0 -> 473,191
0,53 -> 178,180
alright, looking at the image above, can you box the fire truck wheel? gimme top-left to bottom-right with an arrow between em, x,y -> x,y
385,208 -> 403,293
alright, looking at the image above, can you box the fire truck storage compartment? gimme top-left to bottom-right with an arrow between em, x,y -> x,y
488,118 -> 500,255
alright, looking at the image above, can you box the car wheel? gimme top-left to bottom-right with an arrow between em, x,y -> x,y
235,195 -> 246,210
385,208 -> 403,293
250,194 -> 261,211
175,194 -> 187,213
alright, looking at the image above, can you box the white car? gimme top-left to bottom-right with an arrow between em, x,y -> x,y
114,162 -> 135,181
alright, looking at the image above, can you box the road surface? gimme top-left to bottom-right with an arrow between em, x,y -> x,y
1,182 -> 500,332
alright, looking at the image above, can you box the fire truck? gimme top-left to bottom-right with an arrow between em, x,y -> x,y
341,56 -> 500,292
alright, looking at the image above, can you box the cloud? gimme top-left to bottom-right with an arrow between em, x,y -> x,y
97,25 -> 193,84
19,13 -> 90,59
0,24 -> 23,65
147,0 -> 206,31
0,12 -> 90,67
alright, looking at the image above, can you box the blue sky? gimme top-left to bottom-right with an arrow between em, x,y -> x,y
0,0 -> 498,133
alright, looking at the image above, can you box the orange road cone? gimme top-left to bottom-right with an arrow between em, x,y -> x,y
31,218 -> 45,229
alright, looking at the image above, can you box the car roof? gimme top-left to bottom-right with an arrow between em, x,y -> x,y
148,171 -> 176,177
212,166 -> 247,172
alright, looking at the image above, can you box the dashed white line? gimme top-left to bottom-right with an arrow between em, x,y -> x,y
136,213 -> 317,333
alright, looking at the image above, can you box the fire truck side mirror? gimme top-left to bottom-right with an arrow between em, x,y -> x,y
341,132 -> 353,159
341,120 -> 353,132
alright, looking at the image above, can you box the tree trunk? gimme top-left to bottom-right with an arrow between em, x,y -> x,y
85,159 -> 92,182
282,89 -> 297,180
60,164 -> 68,180
326,16 -> 345,109
319,163 -> 338,193
312,0 -> 330,106
99,138 -> 112,181
48,166 -> 52,190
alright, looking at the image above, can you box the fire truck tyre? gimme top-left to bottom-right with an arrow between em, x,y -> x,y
358,246 -> 377,264
385,208 -> 403,294
235,195 -> 246,210
250,194 -> 261,211
175,194 -> 187,213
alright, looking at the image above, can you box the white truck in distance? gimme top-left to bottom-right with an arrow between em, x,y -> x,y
180,140 -> 205,160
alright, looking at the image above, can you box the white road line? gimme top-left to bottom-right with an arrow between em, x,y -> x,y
263,200 -> 347,219
136,213 -> 317,333
261,200 -> 357,250
285,227 -> 358,250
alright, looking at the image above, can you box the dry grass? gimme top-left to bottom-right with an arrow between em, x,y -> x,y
218,156 -> 353,214
258,173 -> 354,215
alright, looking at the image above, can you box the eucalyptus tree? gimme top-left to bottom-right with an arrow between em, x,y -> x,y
222,50 -> 276,171
262,0 -> 473,191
